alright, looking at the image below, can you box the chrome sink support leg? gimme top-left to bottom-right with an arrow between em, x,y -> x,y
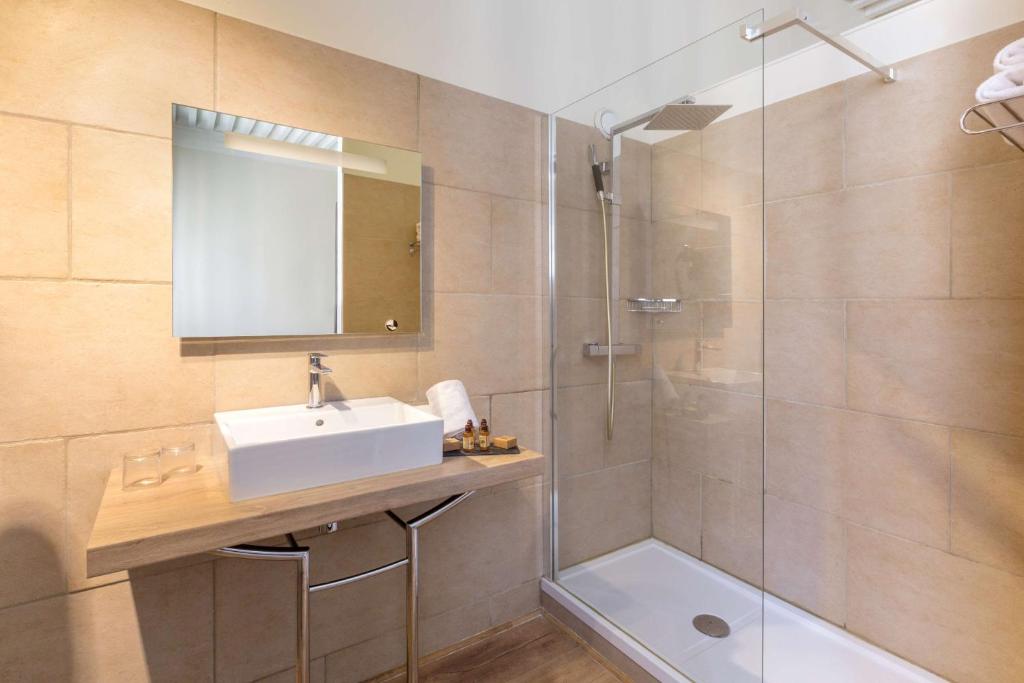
211,543 -> 312,683
387,491 -> 475,683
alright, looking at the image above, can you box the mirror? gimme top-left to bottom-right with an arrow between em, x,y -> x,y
171,104 -> 422,337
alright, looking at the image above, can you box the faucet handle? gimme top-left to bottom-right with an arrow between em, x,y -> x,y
309,352 -> 331,372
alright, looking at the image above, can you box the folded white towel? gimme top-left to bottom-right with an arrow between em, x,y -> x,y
425,380 -> 478,438
975,68 -> 1024,103
994,37 -> 1024,72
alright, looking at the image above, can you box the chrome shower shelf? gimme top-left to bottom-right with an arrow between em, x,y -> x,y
960,92 -> 1024,153
627,297 -> 683,313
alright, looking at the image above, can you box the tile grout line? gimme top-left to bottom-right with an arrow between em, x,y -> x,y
66,125 -> 72,279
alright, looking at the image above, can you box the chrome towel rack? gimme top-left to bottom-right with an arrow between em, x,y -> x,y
960,93 -> 1024,153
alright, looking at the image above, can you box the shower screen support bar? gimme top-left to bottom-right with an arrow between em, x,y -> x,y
740,8 -> 897,83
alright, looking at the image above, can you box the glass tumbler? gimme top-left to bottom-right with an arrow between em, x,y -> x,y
161,441 -> 197,479
123,451 -> 162,490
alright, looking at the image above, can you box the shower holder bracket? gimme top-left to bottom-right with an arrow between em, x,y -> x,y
740,8 -> 897,83
582,342 -> 640,357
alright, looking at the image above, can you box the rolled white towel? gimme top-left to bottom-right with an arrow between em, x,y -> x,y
976,67 -> 1024,103
425,380 -> 478,438
994,37 -> 1024,72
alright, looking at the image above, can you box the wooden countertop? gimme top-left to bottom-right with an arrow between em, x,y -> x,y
86,450 -> 545,577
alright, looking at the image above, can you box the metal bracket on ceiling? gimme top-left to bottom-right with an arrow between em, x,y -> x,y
740,8 -> 897,83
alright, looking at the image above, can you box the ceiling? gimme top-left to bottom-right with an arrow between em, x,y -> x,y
183,0 -> 878,114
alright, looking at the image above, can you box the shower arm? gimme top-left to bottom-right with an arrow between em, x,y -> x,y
740,8 -> 897,83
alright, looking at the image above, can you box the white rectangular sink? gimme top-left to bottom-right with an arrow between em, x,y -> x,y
214,397 -> 444,501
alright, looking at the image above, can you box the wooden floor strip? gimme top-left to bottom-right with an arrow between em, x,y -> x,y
366,611 -> 626,682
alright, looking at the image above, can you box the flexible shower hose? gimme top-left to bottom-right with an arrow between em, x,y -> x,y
600,197 -> 615,440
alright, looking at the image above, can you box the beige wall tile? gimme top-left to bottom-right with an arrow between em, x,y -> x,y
66,425 -> 213,591
216,16 -> 417,149
258,658 -> 326,683
951,160 -> 1024,297
654,385 -> 762,492
71,127 -> 171,281
0,440 -> 65,609
215,552 -> 299,682
488,579 -> 540,626
846,524 -> 1024,683
419,484 -> 542,617
554,118 -> 650,222
553,117 -> 608,215
420,78 -> 543,202
767,400 -> 949,549
419,293 -> 543,396
558,461 -> 651,569
652,132 -> 701,223
556,208 -> 606,299
490,391 -> 544,453
423,184 -> 491,294
845,23 -> 1022,185
214,338 -> 419,412
556,381 -> 652,478
0,563 -> 213,681
701,301 -> 763,377
492,197 -> 545,296
765,83 -> 844,201
765,300 -> 845,408
0,116 -> 67,277
652,455 -> 701,556
619,218 -> 654,300
847,300 -> 1024,436
556,297 -> 651,388
701,108 -> 762,214
0,281 -> 214,442
0,0 -> 214,136
952,430 -> 1024,576
618,137 -> 653,223
766,174 -> 950,299
765,495 -> 845,625
700,476 -> 762,587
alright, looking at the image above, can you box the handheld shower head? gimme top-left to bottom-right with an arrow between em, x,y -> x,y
588,143 -> 605,195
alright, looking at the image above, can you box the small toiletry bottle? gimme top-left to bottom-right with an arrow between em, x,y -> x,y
478,419 -> 490,451
462,420 -> 476,451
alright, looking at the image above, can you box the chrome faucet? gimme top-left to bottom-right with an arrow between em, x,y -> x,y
307,353 -> 332,409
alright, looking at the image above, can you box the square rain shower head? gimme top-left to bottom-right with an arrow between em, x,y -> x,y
644,103 -> 732,131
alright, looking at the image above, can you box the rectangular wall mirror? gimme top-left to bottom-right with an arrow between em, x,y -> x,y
171,104 -> 422,337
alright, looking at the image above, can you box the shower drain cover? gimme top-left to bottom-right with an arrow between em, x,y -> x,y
693,614 -> 730,638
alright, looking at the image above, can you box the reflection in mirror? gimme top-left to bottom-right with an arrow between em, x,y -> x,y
171,104 -> 421,337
